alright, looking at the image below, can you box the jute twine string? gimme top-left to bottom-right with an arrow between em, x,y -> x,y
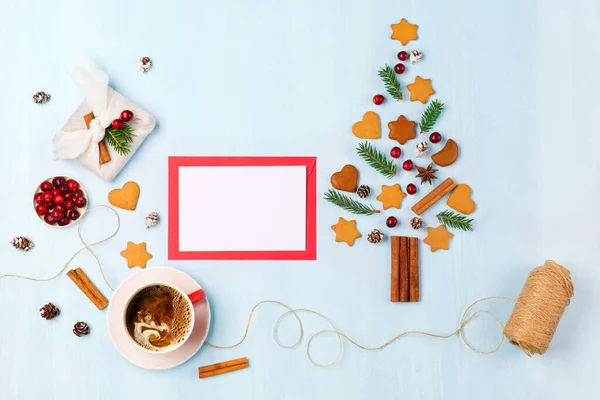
207,261 -> 574,366
0,205 -> 119,291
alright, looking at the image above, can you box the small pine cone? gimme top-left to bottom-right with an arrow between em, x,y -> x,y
145,212 -> 159,228
367,229 -> 384,244
140,57 -> 152,73
410,217 -> 423,230
40,303 -> 60,320
11,236 -> 34,251
33,91 -> 51,104
73,321 -> 89,337
356,185 -> 370,198
416,141 -> 429,157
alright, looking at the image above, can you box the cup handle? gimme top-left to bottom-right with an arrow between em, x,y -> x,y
188,289 -> 206,304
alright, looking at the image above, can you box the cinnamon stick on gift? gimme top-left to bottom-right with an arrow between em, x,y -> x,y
199,357 -> 249,379
83,113 -> 111,164
67,268 -> 109,310
390,236 -> 401,302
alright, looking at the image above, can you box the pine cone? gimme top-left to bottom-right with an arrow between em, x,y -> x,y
73,321 -> 89,337
140,57 -> 152,73
356,185 -> 370,198
410,217 -> 423,230
367,229 -> 384,244
40,303 -> 60,320
145,212 -> 159,228
416,141 -> 429,157
11,236 -> 33,251
33,91 -> 51,104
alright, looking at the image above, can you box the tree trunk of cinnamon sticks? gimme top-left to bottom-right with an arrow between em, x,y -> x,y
390,236 -> 419,302
83,113 -> 111,164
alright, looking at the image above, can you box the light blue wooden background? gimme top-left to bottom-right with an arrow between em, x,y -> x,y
1,0 -> 598,399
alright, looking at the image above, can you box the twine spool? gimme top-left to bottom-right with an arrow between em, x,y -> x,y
504,260 -> 574,356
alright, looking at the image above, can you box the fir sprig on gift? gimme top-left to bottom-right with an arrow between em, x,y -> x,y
436,210 -> 474,232
105,124 -> 136,156
356,141 -> 397,178
419,99 -> 444,133
378,65 -> 403,100
324,189 -> 380,215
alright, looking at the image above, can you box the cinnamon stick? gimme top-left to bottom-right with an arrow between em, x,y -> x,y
83,113 -> 111,164
67,268 -> 109,310
411,178 -> 457,215
409,237 -> 419,302
399,237 -> 410,302
390,237 -> 401,302
199,358 -> 249,379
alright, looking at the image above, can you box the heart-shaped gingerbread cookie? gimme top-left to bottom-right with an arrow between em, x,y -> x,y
331,165 -> 359,192
108,181 -> 140,211
446,184 -> 475,214
352,111 -> 381,139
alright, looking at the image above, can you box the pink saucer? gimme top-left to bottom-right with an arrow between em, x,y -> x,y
107,267 -> 211,370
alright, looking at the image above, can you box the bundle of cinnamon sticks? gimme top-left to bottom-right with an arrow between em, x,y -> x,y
199,357 -> 249,379
390,236 -> 419,302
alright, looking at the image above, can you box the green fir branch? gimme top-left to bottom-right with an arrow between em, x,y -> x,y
378,65 -> 403,100
436,210 -> 474,232
105,124 -> 136,156
356,141 -> 397,178
419,99 -> 444,133
324,189 -> 380,215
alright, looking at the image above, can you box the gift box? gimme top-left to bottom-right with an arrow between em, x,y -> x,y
53,59 -> 155,182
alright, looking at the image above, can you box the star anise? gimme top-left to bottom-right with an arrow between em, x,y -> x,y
415,162 -> 438,185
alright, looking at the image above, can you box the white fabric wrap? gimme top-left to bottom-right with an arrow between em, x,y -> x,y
53,59 -> 156,182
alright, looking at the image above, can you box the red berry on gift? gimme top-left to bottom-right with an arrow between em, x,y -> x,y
66,179 -> 79,192
44,212 -> 56,225
52,188 -> 60,196
64,200 -> 75,211
390,146 -> 401,158
112,119 -> 124,130
406,183 -> 417,195
40,181 -> 53,192
386,216 -> 398,228
398,51 -> 409,61
429,132 -> 442,143
53,194 -> 64,205
120,110 -> 134,122
402,159 -> 414,171
35,204 -> 47,216
373,94 -> 385,105
394,63 -> 405,74
58,185 -> 69,195
51,208 -> 65,220
58,217 -> 70,227
74,197 -> 87,208
45,202 -> 56,210
42,191 -> 54,203
68,209 -> 81,221
73,189 -> 84,198
34,193 -> 44,205
52,177 -> 66,188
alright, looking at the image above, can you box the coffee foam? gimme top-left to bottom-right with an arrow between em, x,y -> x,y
126,285 -> 193,352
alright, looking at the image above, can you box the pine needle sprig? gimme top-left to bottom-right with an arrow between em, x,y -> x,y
324,189 -> 380,215
356,141 -> 397,178
436,210 -> 474,232
378,65 -> 403,100
419,99 -> 444,133
105,124 -> 136,156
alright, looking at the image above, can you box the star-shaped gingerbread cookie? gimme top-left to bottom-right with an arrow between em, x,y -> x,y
407,76 -> 435,104
376,184 -> 406,210
388,115 -> 416,145
390,18 -> 418,45
331,217 -> 361,246
120,241 -> 153,269
423,225 -> 453,252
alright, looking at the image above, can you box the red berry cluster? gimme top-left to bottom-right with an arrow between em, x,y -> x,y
34,177 -> 87,226
111,110 -> 134,130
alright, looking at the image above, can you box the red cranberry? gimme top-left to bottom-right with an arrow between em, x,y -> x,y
386,216 -> 398,228
402,160 -> 414,171
66,179 -> 79,192
55,205 -> 65,213
390,147 -> 401,158
68,209 -> 81,221
397,51 -> 409,61
44,212 -> 56,225
52,177 -> 66,188
373,94 -> 384,105
35,204 -> 48,215
40,181 -> 53,192
64,200 -> 75,210
64,192 -> 72,200
429,132 -> 442,143
57,217 -> 70,227
120,110 -> 134,122
51,209 -> 65,220
34,193 -> 44,205
42,192 -> 54,203
112,119 -> 124,130
45,202 -> 56,210
394,63 -> 405,74
52,188 -> 60,196
54,194 -> 65,205
58,185 -> 69,195
74,197 -> 87,208
73,189 -> 84,198
406,183 -> 417,195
